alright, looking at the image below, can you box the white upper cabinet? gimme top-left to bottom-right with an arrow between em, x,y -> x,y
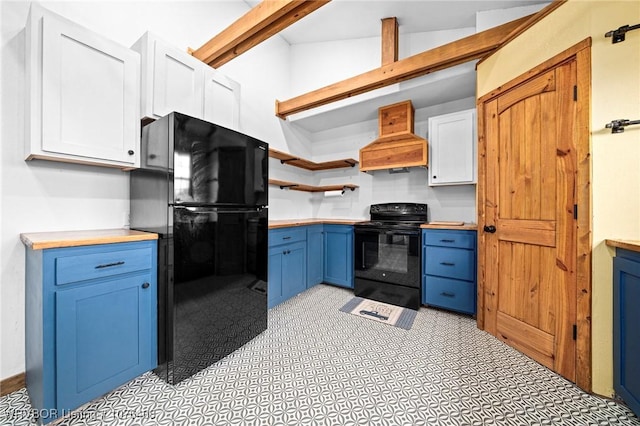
132,32 -> 204,120
132,32 -> 240,131
203,68 -> 240,131
25,3 -> 140,169
428,109 -> 476,186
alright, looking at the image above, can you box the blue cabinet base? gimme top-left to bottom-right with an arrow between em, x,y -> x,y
269,224 -> 353,308
614,249 -> 640,417
25,241 -> 157,424
422,229 -> 477,315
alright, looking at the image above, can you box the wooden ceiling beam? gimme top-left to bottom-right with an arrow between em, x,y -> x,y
381,17 -> 398,66
275,14 -> 532,119
191,0 -> 330,68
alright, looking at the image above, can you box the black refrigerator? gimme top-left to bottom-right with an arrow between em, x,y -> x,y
130,112 -> 268,384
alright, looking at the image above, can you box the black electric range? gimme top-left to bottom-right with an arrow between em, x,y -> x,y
353,203 -> 428,310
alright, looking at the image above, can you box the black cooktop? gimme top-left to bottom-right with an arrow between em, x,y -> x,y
356,202 -> 428,229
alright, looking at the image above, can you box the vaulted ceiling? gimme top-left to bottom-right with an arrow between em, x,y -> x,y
231,0 -> 551,131
247,0 -> 548,45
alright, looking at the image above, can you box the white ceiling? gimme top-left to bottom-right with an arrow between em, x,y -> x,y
250,0 -> 548,45
243,0 -> 548,131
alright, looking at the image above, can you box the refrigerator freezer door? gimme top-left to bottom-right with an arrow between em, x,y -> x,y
172,113 -> 268,207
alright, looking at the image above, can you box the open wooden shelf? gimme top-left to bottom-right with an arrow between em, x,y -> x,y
269,148 -> 358,171
269,179 -> 358,193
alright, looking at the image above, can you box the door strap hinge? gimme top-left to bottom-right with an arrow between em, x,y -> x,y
574,204 -> 578,220
573,324 -> 577,340
573,85 -> 578,101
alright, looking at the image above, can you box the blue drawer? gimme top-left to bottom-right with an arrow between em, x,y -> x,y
269,227 -> 306,247
423,275 -> 475,314
423,230 -> 476,249
424,246 -> 475,281
56,247 -> 153,285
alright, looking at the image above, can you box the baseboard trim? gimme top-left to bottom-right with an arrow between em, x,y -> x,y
1,373 -> 25,397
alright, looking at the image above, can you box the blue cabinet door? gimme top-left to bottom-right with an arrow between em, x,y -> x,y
307,225 -> 324,287
268,247 -> 284,308
614,251 -> 640,417
56,273 -> 156,411
282,241 -> 307,300
324,225 -> 354,288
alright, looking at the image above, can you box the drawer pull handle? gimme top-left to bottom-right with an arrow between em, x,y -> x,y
95,261 -> 125,269
141,282 -> 150,289
283,236 -> 291,240
440,262 -> 455,266
440,239 -> 455,243
441,292 -> 455,298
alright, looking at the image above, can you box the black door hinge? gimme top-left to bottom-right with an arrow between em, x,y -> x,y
573,85 -> 578,101
573,324 -> 577,340
574,204 -> 578,220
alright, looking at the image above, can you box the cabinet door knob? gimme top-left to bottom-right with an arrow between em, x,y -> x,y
142,282 -> 150,289
128,150 -> 135,155
483,225 -> 497,233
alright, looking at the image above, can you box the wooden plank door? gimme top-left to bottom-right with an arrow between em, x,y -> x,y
482,60 -> 577,381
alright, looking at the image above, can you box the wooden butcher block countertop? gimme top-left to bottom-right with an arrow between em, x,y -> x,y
269,218 -> 366,229
606,239 -> 640,254
270,219 -> 478,230
21,229 -> 158,250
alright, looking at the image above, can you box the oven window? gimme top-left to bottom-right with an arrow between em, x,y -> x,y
376,235 -> 409,273
355,230 -> 421,288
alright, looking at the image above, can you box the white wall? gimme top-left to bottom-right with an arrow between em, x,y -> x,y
282,26 -> 481,222
289,27 -> 474,98
305,98 -> 478,221
0,0 -> 293,381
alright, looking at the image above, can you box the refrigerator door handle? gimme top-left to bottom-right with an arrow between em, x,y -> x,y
174,206 -> 263,214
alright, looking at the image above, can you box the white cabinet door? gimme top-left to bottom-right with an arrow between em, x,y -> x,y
133,32 -> 205,120
203,68 -> 240,131
26,4 -> 140,168
428,109 -> 476,186
151,40 -> 204,119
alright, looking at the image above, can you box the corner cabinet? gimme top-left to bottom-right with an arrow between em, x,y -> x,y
323,225 -> 354,288
132,32 -> 240,131
613,248 -> 640,418
422,229 -> 477,314
427,109 -> 476,186
24,239 -> 157,425
268,224 -> 355,308
25,4 -> 140,169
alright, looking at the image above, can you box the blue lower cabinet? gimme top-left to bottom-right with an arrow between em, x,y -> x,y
281,241 -> 307,300
306,225 -> 324,288
268,224 -> 354,307
614,249 -> 640,417
25,240 -> 157,424
268,246 -> 284,308
268,229 -> 307,308
323,225 -> 354,288
56,275 -> 155,411
422,229 -> 477,315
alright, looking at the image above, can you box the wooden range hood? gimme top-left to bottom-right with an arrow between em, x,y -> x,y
359,100 -> 427,172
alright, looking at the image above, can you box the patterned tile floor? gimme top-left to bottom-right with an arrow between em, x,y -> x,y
2,284 -> 639,426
